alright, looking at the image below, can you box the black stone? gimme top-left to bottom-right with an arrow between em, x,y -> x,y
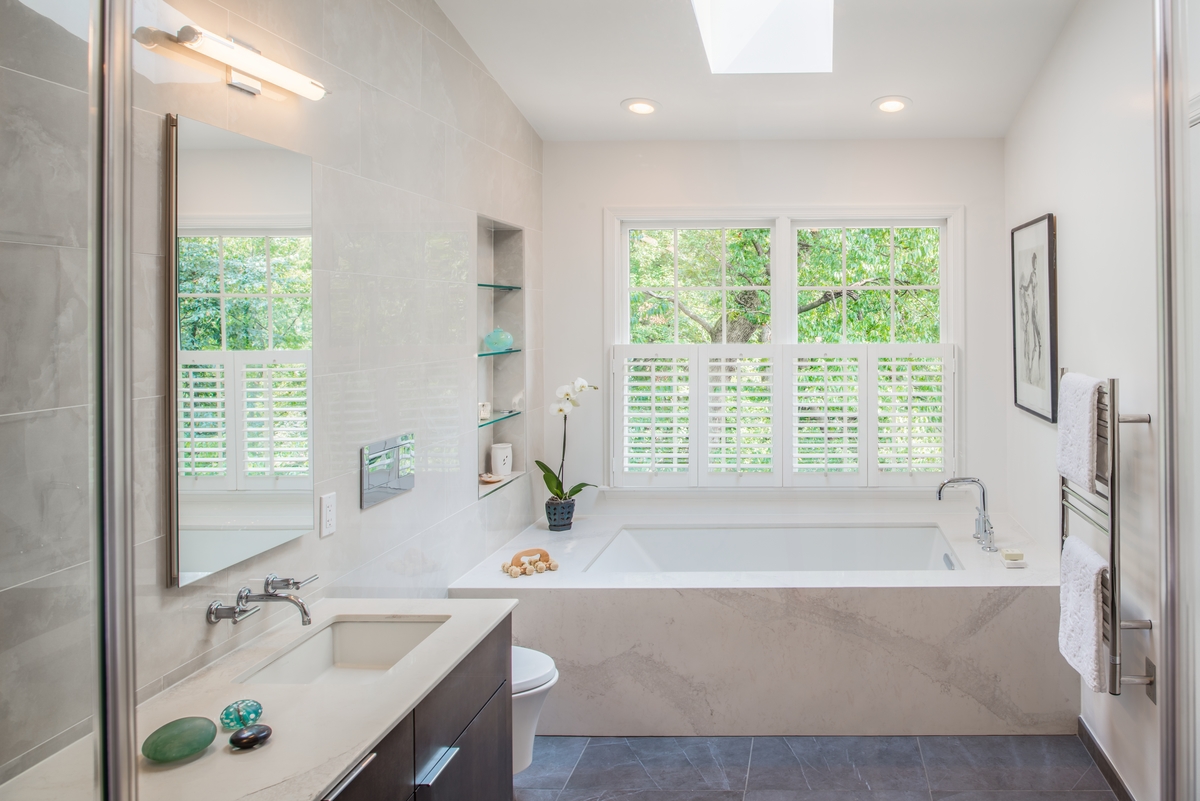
229,724 -> 272,750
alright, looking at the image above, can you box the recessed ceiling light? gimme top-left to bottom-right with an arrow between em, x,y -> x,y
623,98 -> 659,115
874,96 -> 911,113
691,0 -> 833,74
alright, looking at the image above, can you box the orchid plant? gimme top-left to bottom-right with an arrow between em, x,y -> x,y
536,377 -> 598,502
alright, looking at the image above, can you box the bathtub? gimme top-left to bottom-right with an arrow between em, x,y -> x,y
450,491 -> 1079,736
587,525 -> 963,573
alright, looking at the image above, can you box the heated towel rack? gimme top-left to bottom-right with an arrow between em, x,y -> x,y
1059,374 -> 1153,696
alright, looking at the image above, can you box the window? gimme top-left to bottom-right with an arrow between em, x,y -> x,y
177,235 -> 313,490
614,217 -> 955,488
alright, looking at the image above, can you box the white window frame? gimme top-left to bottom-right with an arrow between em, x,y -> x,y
603,206 -> 966,491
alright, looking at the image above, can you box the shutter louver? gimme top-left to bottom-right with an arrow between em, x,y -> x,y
706,355 -> 774,473
875,353 -> 946,473
178,362 -> 228,477
793,354 -> 860,473
619,353 -> 692,475
243,361 -> 310,478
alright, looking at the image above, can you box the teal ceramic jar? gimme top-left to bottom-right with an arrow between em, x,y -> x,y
484,327 -> 514,352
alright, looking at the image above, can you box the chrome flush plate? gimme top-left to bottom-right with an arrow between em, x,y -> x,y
361,433 -> 415,509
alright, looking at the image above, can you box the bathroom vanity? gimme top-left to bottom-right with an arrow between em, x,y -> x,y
127,598 -> 517,801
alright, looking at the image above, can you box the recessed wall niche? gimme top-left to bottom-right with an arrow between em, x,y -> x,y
477,218 -> 526,497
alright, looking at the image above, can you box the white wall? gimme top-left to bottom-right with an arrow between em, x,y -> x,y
1004,0 -> 1159,798
178,148 -> 312,228
541,139 -> 1010,506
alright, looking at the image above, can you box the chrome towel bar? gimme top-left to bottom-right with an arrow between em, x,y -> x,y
1059,373 -> 1154,696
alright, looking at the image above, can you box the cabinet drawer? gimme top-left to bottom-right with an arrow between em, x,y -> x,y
413,615 -> 510,779
416,681 -> 512,801
322,712 -> 414,801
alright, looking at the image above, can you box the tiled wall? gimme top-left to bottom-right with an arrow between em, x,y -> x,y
0,1 -> 98,782
127,0 -> 542,701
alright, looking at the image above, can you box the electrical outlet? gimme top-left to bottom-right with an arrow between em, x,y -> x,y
320,493 -> 336,538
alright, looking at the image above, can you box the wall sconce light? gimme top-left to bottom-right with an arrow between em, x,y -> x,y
175,25 -> 326,101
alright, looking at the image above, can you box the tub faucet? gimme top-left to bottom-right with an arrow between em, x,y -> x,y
937,477 -> 996,552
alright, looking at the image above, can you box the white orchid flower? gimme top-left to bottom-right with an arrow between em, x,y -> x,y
556,384 -> 575,399
550,400 -> 572,415
573,377 -> 595,393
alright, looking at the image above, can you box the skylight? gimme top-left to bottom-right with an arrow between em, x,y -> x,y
690,0 -> 833,74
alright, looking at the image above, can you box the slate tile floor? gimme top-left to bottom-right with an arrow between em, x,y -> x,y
513,735 -> 1118,801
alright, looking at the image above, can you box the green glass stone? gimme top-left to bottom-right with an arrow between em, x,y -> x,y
141,717 -> 217,763
220,699 -> 264,730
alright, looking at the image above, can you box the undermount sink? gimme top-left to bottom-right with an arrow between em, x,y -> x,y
241,616 -> 447,685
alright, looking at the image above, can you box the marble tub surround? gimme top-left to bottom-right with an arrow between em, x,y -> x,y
451,493 -> 1079,736
514,735 -> 1117,800
0,597 -> 516,801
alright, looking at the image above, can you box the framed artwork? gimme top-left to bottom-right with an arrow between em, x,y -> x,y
1011,213 -> 1058,422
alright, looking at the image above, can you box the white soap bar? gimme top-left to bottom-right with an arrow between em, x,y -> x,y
1003,559 -> 1028,569
1001,548 -> 1025,561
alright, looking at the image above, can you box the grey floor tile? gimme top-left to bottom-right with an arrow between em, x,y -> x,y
919,736 -> 1097,792
746,737 -> 809,791
1070,765 -> 1114,792
785,736 -> 928,792
627,737 -> 753,791
930,792 -> 1117,801
516,736 -> 590,790
746,792 -> 934,801
516,790 -> 562,801
558,791 -> 743,801
565,740 -> 660,791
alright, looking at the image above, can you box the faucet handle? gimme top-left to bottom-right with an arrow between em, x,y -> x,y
264,573 -> 318,593
207,600 -> 261,625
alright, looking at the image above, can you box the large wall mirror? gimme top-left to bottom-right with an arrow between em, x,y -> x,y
167,115 -> 315,586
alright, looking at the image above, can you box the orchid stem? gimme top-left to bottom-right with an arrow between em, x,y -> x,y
558,414 -> 567,486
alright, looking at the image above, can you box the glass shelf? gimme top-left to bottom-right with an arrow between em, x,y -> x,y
477,283 -> 522,291
478,410 -> 521,428
477,348 -> 521,357
479,470 -> 525,499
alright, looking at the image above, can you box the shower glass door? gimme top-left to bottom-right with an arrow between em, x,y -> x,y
0,0 -> 106,797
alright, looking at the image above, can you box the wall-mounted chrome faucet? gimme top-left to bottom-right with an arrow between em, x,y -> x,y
937,477 -> 996,552
207,573 -> 318,626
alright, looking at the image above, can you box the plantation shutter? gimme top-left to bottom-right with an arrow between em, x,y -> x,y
787,345 -> 867,487
612,345 -> 696,487
700,346 -> 782,486
867,344 -> 954,485
236,352 -> 313,489
177,357 -> 233,489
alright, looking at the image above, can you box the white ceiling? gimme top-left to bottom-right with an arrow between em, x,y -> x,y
436,0 -> 1080,141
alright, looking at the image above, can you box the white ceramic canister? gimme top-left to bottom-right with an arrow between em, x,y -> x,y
491,443 -> 513,477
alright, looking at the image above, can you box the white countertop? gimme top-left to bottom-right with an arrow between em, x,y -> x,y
1,597 -> 517,801
451,490 -> 1060,591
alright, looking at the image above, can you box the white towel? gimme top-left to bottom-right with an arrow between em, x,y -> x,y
1059,535 -> 1108,693
1056,373 -> 1105,493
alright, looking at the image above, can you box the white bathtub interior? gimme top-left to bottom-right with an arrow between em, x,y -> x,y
584,525 -> 963,573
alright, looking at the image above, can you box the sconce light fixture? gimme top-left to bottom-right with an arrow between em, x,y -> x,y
175,25 -> 326,101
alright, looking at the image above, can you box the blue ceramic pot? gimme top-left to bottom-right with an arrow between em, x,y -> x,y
484,327 -> 514,352
546,498 -> 575,531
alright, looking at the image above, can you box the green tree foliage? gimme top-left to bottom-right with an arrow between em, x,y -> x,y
177,235 -> 313,351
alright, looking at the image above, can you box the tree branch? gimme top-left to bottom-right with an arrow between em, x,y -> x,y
644,289 -> 716,338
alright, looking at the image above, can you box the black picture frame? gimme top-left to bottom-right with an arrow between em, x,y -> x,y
1011,213 -> 1058,422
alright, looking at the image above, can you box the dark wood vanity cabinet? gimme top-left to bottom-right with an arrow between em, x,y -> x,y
322,616 -> 512,801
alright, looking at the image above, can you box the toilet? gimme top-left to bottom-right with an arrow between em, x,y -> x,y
511,646 -> 559,773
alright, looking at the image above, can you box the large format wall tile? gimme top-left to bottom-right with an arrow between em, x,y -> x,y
324,0 -> 422,106
0,69 -> 87,247
0,0 -> 89,91
0,406 -> 91,593
0,562 -> 96,771
0,242 -> 88,416
127,0 -> 540,698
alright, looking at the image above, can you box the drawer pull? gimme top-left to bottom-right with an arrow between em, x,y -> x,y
323,752 -> 377,801
417,746 -> 460,788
